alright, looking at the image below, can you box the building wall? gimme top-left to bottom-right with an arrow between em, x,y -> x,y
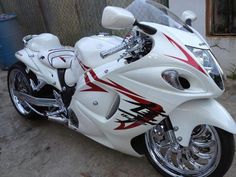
169,0 -> 236,73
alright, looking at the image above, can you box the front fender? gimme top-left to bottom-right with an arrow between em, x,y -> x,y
169,99 -> 236,147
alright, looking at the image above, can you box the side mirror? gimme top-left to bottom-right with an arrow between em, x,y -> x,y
181,10 -> 197,26
102,6 -> 135,30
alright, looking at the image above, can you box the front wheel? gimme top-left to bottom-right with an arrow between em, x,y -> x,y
145,125 -> 235,177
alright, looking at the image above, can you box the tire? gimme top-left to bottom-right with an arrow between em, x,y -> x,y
145,125 -> 235,177
7,62 -> 39,119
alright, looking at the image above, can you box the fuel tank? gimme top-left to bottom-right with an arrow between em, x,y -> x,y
75,34 -> 123,69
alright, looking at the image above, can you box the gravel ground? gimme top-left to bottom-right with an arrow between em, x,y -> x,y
0,70 -> 236,177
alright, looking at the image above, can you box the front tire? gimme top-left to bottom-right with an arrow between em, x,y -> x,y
145,125 -> 235,177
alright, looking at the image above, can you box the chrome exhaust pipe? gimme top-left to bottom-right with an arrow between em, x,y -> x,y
25,101 -> 67,124
25,101 -> 45,116
13,90 -> 59,107
48,116 -> 68,124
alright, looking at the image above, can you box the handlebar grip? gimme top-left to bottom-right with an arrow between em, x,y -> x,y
100,43 -> 126,58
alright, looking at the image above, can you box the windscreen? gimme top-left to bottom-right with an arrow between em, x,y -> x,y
127,0 -> 192,32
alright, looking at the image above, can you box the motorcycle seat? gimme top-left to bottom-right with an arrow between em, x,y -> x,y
40,48 -> 75,69
27,33 -> 62,52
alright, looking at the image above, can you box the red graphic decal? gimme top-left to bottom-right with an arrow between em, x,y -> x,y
115,116 -> 153,130
164,34 -> 206,75
114,90 -> 165,130
78,59 -> 91,71
79,61 -> 91,71
59,57 -> 66,63
81,73 -> 107,92
80,69 -> 165,130
117,89 -> 151,106
89,70 -> 141,97
88,70 -> 165,130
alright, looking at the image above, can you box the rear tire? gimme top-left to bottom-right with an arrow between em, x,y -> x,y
145,126 -> 235,177
8,62 -> 39,119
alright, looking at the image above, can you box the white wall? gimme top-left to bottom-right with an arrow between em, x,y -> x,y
169,0 -> 236,74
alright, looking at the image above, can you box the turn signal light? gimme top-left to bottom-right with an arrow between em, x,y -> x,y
162,70 -> 184,90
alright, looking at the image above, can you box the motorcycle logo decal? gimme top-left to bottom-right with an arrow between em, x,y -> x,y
164,34 -> 206,75
85,70 -> 166,130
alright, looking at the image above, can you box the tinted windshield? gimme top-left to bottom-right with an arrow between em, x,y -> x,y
127,0 -> 192,32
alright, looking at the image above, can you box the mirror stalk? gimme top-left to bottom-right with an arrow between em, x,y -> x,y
185,19 -> 192,26
181,10 -> 197,27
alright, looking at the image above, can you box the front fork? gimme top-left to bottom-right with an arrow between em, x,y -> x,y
162,117 -> 180,149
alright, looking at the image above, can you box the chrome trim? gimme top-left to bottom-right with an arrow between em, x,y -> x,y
30,79 -> 46,92
48,116 -> 68,124
24,101 -> 45,116
13,90 -> 59,107
145,125 -> 221,177
8,68 -> 31,115
100,42 -> 127,58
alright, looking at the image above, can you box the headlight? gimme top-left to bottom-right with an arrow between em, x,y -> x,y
186,46 -> 224,90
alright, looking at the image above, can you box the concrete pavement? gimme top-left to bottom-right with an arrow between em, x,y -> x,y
0,70 -> 236,177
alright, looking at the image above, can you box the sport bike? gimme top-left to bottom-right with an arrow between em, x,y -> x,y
7,0 -> 236,176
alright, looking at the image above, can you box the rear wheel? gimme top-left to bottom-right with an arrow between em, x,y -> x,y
145,124 -> 235,177
8,62 -> 38,118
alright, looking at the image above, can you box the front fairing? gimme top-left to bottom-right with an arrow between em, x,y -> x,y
142,22 -> 224,94
109,24 -> 225,119
127,0 -> 224,93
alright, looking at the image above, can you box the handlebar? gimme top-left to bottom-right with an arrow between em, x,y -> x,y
100,43 -> 127,58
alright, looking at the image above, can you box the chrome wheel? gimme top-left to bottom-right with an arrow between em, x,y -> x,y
8,67 -> 31,115
145,125 -> 221,177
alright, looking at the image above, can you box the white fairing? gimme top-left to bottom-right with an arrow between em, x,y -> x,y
15,33 -> 76,90
40,49 -> 74,69
102,6 -> 135,29
169,99 -> 236,146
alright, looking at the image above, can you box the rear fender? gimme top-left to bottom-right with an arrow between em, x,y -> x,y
15,49 -> 62,90
15,49 -> 38,72
169,99 -> 236,147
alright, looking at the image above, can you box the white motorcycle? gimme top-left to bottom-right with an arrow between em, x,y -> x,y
7,0 -> 236,176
